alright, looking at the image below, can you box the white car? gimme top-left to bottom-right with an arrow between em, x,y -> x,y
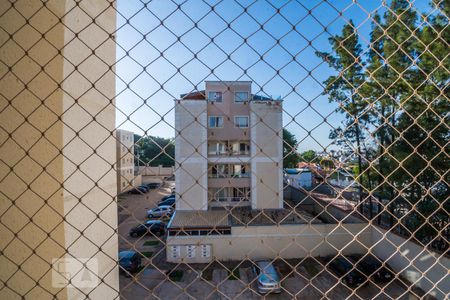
147,205 -> 173,218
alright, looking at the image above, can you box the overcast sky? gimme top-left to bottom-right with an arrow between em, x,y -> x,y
115,0 -> 431,152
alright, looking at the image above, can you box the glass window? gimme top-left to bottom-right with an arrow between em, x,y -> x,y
232,165 -> 248,177
186,245 -> 196,258
234,91 -> 249,102
217,165 -> 228,178
201,245 -> 211,258
208,91 -> 222,102
169,246 -> 180,259
209,116 -> 223,128
208,142 -> 226,155
234,116 -> 249,128
208,144 -> 216,155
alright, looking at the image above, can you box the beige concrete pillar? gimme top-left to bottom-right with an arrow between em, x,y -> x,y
0,1 -> 118,299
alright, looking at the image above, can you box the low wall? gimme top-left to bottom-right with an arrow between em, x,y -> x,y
166,223 -> 372,263
119,174 -> 142,194
135,166 -> 174,176
371,226 -> 450,300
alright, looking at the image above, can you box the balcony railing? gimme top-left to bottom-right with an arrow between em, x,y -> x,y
208,150 -> 250,156
208,173 -> 250,178
209,197 -> 250,207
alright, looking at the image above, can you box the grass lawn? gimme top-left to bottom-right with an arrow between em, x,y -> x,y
228,269 -> 240,280
141,251 -> 153,257
168,270 -> 183,282
143,240 -> 159,246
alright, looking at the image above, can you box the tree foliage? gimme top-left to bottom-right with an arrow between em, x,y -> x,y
134,135 -> 175,167
320,1 -> 449,251
282,128 -> 300,168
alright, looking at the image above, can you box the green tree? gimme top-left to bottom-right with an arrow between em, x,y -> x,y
282,129 -> 300,168
362,0 -> 419,225
135,135 -> 175,167
299,150 -> 318,163
317,20 -> 367,208
390,0 -> 449,246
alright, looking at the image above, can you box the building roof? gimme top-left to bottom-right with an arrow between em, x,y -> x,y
180,90 -> 206,100
230,207 -> 322,226
179,90 -> 275,101
168,210 -> 230,228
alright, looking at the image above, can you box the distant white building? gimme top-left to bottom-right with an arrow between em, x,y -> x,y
116,129 -> 140,193
285,168 -> 313,189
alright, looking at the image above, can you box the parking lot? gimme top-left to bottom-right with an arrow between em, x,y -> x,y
120,258 -> 420,299
118,177 -> 422,299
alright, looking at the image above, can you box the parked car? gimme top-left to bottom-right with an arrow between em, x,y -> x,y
138,185 -> 150,191
160,194 -> 175,202
350,254 -> 394,283
129,186 -> 148,194
129,220 -> 166,237
327,255 -> 367,287
158,197 -> 175,207
147,205 -> 173,218
252,260 -> 281,294
146,182 -> 160,189
119,250 -> 142,275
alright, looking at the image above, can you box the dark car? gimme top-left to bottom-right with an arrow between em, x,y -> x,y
158,197 -> 175,207
351,254 -> 394,283
129,220 -> 166,237
146,182 -> 161,189
138,185 -> 150,192
119,250 -> 142,275
327,255 -> 367,287
129,186 -> 148,194
160,194 -> 175,202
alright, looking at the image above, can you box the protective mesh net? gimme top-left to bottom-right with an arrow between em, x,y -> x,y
0,0 -> 448,299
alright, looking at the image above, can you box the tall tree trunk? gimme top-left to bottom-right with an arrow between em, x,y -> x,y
377,105 -> 386,225
388,102 -> 397,228
352,94 -> 364,214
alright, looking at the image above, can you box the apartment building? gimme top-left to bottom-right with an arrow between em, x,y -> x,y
116,129 -> 139,193
167,81 -> 286,262
174,81 -> 283,211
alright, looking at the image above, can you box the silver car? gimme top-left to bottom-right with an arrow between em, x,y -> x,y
252,260 -> 281,294
147,205 -> 173,218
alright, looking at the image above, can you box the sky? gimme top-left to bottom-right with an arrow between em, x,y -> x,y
115,0 -> 432,152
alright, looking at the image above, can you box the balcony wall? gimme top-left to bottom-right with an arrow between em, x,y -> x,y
208,177 -> 251,188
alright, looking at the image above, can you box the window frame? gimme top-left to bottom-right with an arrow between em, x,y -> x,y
234,91 -> 249,103
234,116 -> 249,128
208,91 -> 223,102
208,116 -> 224,128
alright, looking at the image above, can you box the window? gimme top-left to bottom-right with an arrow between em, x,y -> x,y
232,165 -> 247,177
211,164 -> 228,178
234,116 -> 249,128
169,246 -> 180,259
186,245 -> 196,258
200,245 -> 211,258
209,116 -> 223,128
231,142 -> 250,155
208,142 -> 226,155
234,91 -> 249,102
208,91 -> 222,102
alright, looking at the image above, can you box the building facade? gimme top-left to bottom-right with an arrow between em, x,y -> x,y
174,81 -> 283,211
116,129 -> 138,193
168,81 -> 285,262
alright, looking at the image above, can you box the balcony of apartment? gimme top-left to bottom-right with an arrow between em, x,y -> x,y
208,187 -> 251,208
209,196 -> 251,208
207,164 -> 251,188
207,141 -> 251,163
